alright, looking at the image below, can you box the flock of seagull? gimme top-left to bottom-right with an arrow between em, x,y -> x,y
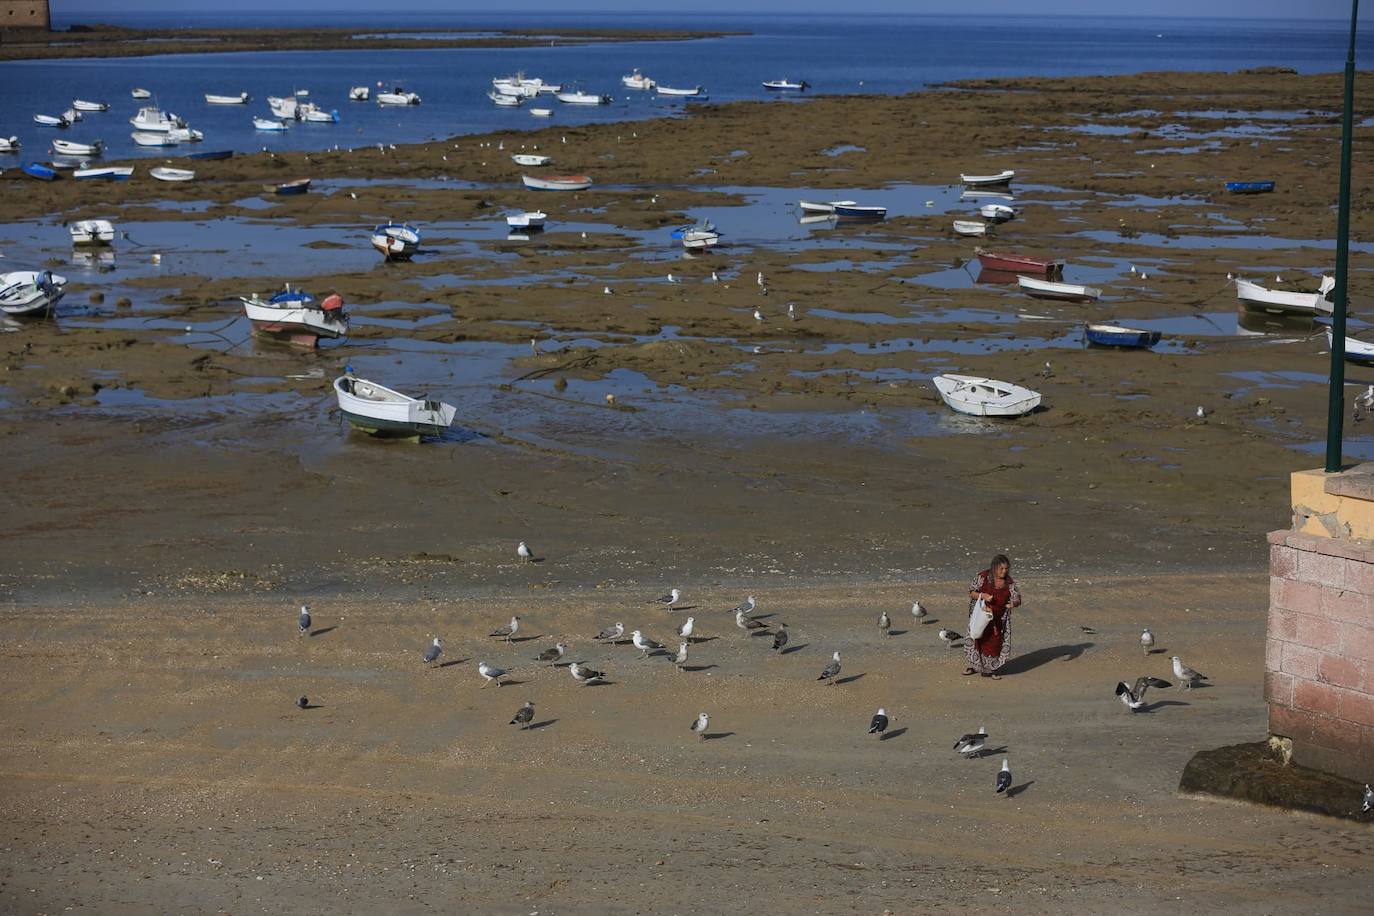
289,542 -> 1222,798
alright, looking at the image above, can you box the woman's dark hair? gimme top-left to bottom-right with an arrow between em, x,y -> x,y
990,554 -> 1011,577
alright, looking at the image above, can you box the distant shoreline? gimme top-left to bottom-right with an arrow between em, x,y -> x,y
0,24 -> 738,62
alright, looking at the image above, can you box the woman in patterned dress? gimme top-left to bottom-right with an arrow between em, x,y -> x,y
963,554 -> 1021,679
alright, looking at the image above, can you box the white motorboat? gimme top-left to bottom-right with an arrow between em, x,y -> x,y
131,88 -> 152,99
522,174 -> 592,191
1017,275 -> 1101,302
300,104 -> 339,123
762,79 -> 809,91
0,136 -> 19,152
530,107 -> 554,118
129,106 -> 183,132
0,270 -> 67,316
555,90 -> 610,105
798,199 -> 853,214
69,219 -> 116,246
253,117 -> 290,131
980,203 -> 1016,222
933,374 -> 1041,418
131,131 -> 180,147
952,219 -> 989,237
205,92 -> 249,105
494,73 -> 560,95
150,166 -> 195,182
376,88 -> 421,106
370,222 -> 421,260
241,285 -> 348,346
488,90 -> 523,107
72,99 -> 109,112
34,113 -> 69,128
1328,328 -> 1374,363
961,169 -> 1016,186
622,69 -> 656,90
657,85 -> 705,97
349,86 -> 370,101
833,202 -> 887,219
73,166 -> 133,180
511,153 -> 551,166
334,373 -> 457,438
267,96 -> 300,119
51,138 -> 103,156
505,210 -> 547,229
1235,275 -> 1334,316
674,219 -> 721,250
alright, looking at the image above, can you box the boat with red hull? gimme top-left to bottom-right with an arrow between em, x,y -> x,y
974,247 -> 1064,276
240,286 -> 347,347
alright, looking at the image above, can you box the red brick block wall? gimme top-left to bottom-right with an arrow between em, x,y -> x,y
1266,531 -> 1374,783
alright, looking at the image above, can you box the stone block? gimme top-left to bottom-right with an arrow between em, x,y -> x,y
1281,642 -> 1319,679
1317,653 -> 1365,691
1293,611 -> 1340,650
1294,678 -> 1343,717
1265,670 -> 1294,706
1267,606 -> 1298,641
1319,586 -> 1374,625
1344,558 -> 1374,597
1281,579 -> 1324,617
1270,544 -> 1298,579
1342,624 -> 1374,664
1298,549 -> 1347,588
1269,704 -> 1313,743
1343,689 -> 1374,727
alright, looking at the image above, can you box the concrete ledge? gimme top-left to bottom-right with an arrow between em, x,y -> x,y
1179,741 -> 1372,821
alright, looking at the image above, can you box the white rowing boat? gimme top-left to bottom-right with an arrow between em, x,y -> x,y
1017,275 -> 1101,302
952,219 -> 988,237
961,169 -> 1016,186
506,210 -> 547,229
511,153 -> 551,166
1328,328 -> 1374,363
980,203 -> 1016,222
69,219 -> 116,246
205,92 -> 249,104
1235,275 -> 1334,316
933,374 -> 1041,417
334,373 -> 457,438
522,174 -> 592,191
150,167 -> 195,182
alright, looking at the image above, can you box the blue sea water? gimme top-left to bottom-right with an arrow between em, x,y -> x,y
0,14 -> 1365,163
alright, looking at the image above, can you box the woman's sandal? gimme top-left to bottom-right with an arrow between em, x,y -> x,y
962,667 -> 976,676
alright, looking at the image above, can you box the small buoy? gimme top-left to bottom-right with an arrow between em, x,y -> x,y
605,393 -> 616,406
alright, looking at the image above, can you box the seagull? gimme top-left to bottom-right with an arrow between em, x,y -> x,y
753,309 -> 764,322
1196,406 -> 1207,420
1275,274 -> 1283,283
534,642 -> 567,664
996,758 -> 1012,795
709,271 -> 719,282
478,661 -> 508,688
631,630 -> 663,657
690,712 -> 709,740
530,338 -> 541,356
423,637 -> 444,667
596,621 -> 624,642
817,651 -> 841,685
1115,676 -> 1173,711
1140,628 -> 1155,655
878,610 -> 891,637
787,302 -> 796,320
757,271 -> 765,287
296,696 -> 309,709
491,616 -> 521,642
509,700 -> 535,729
1172,655 -> 1209,689
1041,361 -> 1052,378
654,588 -> 682,608
1139,272 -> 1148,280
569,661 -> 605,685
1364,784 -> 1372,813
939,628 -> 964,646
298,604 -> 311,637
736,610 -> 770,633
603,286 -> 613,295
954,726 -> 987,758
731,596 -> 757,616
771,623 -> 789,653
518,541 -> 533,562
672,641 -> 689,670
1129,265 -> 1137,275
667,272 -> 678,283
912,601 -> 927,624
868,708 -> 889,736
677,616 -> 695,641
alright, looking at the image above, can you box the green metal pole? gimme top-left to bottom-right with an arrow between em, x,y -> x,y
1326,0 -> 1359,472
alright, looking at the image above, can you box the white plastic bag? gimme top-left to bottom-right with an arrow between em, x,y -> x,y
968,597 -> 994,641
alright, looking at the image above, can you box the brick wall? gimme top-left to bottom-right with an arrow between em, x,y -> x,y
1266,529 -> 1374,783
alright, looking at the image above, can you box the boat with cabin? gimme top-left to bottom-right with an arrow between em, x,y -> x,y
762,79 -> 810,91
241,285 -> 347,346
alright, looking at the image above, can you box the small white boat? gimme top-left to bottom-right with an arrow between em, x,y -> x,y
294,89 -> 309,97
555,90 -> 611,105
334,373 -> 457,438
675,219 -> 721,250
511,153 -> 551,166
300,104 -> 339,123
762,79 -> 809,91
0,136 -> 19,152
376,88 -> 421,106
1235,275 -> 1334,316
980,203 -> 1016,222
51,138 -> 103,156
131,88 -> 152,99
131,131 -> 180,147
505,210 -> 547,229
130,107 -> 183,132
622,69 -> 656,90
150,166 -> 195,182
522,174 -> 592,191
488,90 -> 523,108
349,86 -> 370,101
73,165 -> 132,181
1017,275 -> 1101,302
1328,328 -> 1374,363
253,117 -> 290,132
205,92 -> 249,105
69,219 -> 116,246
167,127 -> 203,143
961,169 -> 1016,186
530,107 -> 554,118
933,374 -> 1041,418
0,270 -> 67,316
952,219 -> 989,237
267,96 -> 300,119
241,286 -> 348,346
799,199 -> 853,214
34,113 -> 69,128
72,99 -> 109,112
657,85 -> 705,97
370,222 -> 421,260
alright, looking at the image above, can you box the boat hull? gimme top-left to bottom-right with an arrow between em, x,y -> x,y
334,376 -> 457,439
1017,276 -> 1101,302
1085,325 -> 1161,349
1235,277 -> 1333,316
933,374 -> 1041,418
243,296 -> 347,347
22,163 -> 58,181
0,271 -> 67,316
961,170 -> 1015,186
522,174 -> 592,191
1226,181 -> 1275,194
974,248 -> 1063,276
73,166 -> 132,180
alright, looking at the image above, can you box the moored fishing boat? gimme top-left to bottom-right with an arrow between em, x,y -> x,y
273,178 -> 312,195
974,247 -> 1064,276
833,202 -> 886,220
33,113 -> 69,128
672,219 -> 721,250
1235,275 -> 1334,316
1085,323 -> 1161,349
762,79 -> 810,91
656,85 -> 705,97
187,149 -> 233,160
555,90 -> 610,105
511,153 -> 551,166
300,104 -> 340,123
72,99 -> 109,112
129,106 -> 183,132
621,69 -> 656,90
952,219 -> 989,237
167,127 -> 203,143
505,210 -> 547,230
933,374 -> 1041,418
1017,275 -> 1101,303
530,107 -> 554,118
1225,180 -> 1275,194
0,136 -> 18,152
51,138 -> 103,157
267,96 -> 300,120
0,270 -> 67,316
979,203 -> 1016,222
22,162 -> 58,181
1327,328 -> 1374,363
205,92 -> 249,105
131,131 -> 179,147
131,88 -> 152,99
798,199 -> 851,214
241,285 -> 347,347
961,169 -> 1016,186
69,219 -> 116,246
150,166 -> 195,181
370,222 -> 421,260
73,165 -> 133,180
522,174 -> 592,191
349,86 -> 370,101
488,90 -> 523,107
253,117 -> 290,131
333,372 -> 457,439
376,87 -> 421,105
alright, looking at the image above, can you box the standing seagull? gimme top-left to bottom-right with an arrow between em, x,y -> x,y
569,661 -> 605,685
534,642 -> 568,665
771,623 -> 789,654
491,616 -> 521,642
672,641 -> 689,671
878,610 -> 891,637
996,758 -> 1012,795
423,637 -> 444,667
595,621 -> 624,642
1116,676 -> 1173,711
691,712 -> 710,740
953,726 -> 987,758
868,708 -> 889,736
731,596 -> 758,617
1140,628 -> 1155,656
756,271 -> 765,288
1363,784 -> 1372,813
517,541 -> 533,563
298,604 -> 311,637
912,601 -> 927,624
1172,655 -> 1210,689
631,630 -> 663,658
509,700 -> 535,729
817,651 -> 842,685
753,308 -> 765,322
478,661 -> 509,688
736,610 -> 770,634
654,588 -> 682,609
677,616 -> 695,641
939,628 -> 964,646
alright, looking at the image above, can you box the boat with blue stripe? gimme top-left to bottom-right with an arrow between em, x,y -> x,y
1084,323 -> 1161,349
1225,180 -> 1275,194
